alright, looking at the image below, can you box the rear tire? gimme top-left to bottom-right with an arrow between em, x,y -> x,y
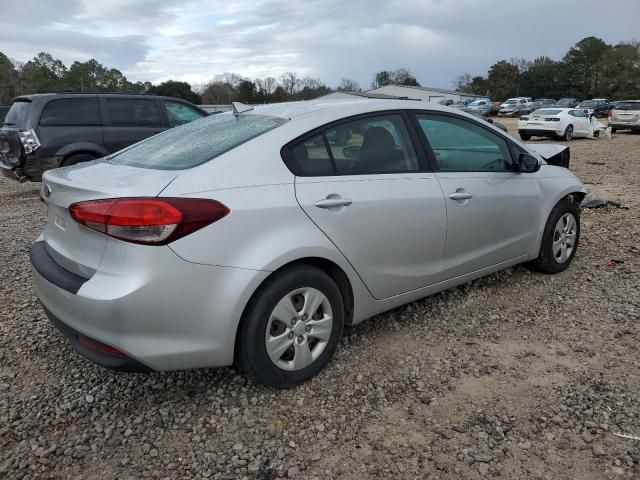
62,153 -> 98,167
526,198 -> 580,274
236,265 -> 344,388
519,133 -> 531,141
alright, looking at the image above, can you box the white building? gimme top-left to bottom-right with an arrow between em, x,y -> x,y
365,85 -> 487,103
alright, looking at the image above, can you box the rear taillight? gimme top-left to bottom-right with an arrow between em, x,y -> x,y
545,117 -> 561,122
18,129 -> 41,154
69,197 -> 230,245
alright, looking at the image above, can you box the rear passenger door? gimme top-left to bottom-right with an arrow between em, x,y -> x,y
289,112 -> 447,300
101,97 -> 165,153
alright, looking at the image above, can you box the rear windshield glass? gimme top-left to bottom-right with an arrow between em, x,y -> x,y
108,113 -> 287,170
615,102 -> 640,111
579,101 -> 597,107
531,109 -> 562,116
4,100 -> 31,126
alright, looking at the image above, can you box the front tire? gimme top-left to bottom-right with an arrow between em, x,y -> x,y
561,125 -> 574,141
236,265 -> 344,388
527,198 -> 580,274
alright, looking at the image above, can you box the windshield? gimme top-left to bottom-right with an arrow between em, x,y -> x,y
615,102 -> 640,111
504,99 -> 517,104
579,101 -> 597,107
109,113 -> 287,170
4,100 -> 31,126
468,100 -> 485,106
532,109 -> 562,116
557,99 -> 573,105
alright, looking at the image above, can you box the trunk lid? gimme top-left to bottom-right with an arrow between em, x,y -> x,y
41,160 -> 178,277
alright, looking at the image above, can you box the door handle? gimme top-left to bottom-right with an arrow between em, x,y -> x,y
448,192 -> 473,201
314,196 -> 353,209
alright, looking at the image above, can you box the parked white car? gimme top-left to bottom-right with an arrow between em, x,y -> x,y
498,97 -> 531,117
518,108 -> 595,141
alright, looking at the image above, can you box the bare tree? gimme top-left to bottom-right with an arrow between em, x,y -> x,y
279,72 -> 301,96
337,78 -> 361,92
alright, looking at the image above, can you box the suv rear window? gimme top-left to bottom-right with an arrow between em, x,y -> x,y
108,113 -> 287,170
615,102 -> 640,111
40,98 -> 101,125
4,100 -> 31,126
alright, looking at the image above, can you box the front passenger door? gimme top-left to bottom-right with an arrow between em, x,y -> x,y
413,113 -> 541,279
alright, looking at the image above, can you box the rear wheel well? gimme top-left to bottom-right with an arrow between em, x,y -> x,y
62,151 -> 100,165
234,257 -> 355,365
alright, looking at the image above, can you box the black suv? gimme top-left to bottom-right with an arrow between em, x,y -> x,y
0,93 -> 208,181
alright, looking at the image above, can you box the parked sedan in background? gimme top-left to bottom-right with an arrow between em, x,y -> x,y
528,99 -> 556,113
556,98 -> 579,108
609,100 -> 640,133
31,99 -> 586,388
466,98 -> 493,115
518,108 -> 594,140
459,107 -> 508,132
577,99 -> 613,118
499,98 -> 530,117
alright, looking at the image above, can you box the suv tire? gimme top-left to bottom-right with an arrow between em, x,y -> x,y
62,153 -> 98,167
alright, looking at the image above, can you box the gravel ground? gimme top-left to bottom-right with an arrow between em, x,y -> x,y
1,121 -> 639,479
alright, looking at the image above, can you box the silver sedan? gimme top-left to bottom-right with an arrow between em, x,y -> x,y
31,100 -> 585,388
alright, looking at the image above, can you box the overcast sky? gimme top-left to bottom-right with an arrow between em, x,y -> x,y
2,0 -> 639,90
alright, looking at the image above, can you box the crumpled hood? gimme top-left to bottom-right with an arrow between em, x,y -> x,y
525,143 -> 570,168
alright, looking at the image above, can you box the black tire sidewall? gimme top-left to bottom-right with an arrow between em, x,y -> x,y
534,199 -> 581,274
237,265 -> 344,388
564,125 -> 573,141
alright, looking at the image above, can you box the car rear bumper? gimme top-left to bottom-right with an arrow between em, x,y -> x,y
519,128 -> 563,137
31,238 -> 270,371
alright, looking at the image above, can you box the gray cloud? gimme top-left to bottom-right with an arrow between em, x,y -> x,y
2,0 -> 639,89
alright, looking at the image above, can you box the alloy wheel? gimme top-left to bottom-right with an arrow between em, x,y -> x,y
552,213 -> 577,263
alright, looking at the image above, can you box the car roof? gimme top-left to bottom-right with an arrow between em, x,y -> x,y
245,99 -> 459,121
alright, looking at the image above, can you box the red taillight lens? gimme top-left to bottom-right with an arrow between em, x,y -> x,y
69,197 -> 230,245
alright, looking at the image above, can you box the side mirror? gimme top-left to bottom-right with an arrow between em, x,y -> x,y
514,153 -> 541,173
487,118 -> 494,124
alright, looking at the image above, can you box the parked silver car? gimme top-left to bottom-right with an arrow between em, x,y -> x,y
32,100 -> 585,388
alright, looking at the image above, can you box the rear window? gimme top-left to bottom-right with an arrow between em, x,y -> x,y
108,113 -> 287,170
107,98 -> 163,127
532,109 -> 562,116
4,100 -> 31,126
615,102 -> 640,111
40,98 -> 101,125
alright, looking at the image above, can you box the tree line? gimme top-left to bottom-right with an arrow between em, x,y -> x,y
455,37 -> 640,100
0,50 -> 421,106
2,36 -> 638,106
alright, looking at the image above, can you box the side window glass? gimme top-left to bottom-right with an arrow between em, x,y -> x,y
107,99 -> 163,127
323,115 -> 419,175
289,135 -> 334,176
416,114 -> 513,172
40,98 -> 101,126
164,101 -> 205,127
